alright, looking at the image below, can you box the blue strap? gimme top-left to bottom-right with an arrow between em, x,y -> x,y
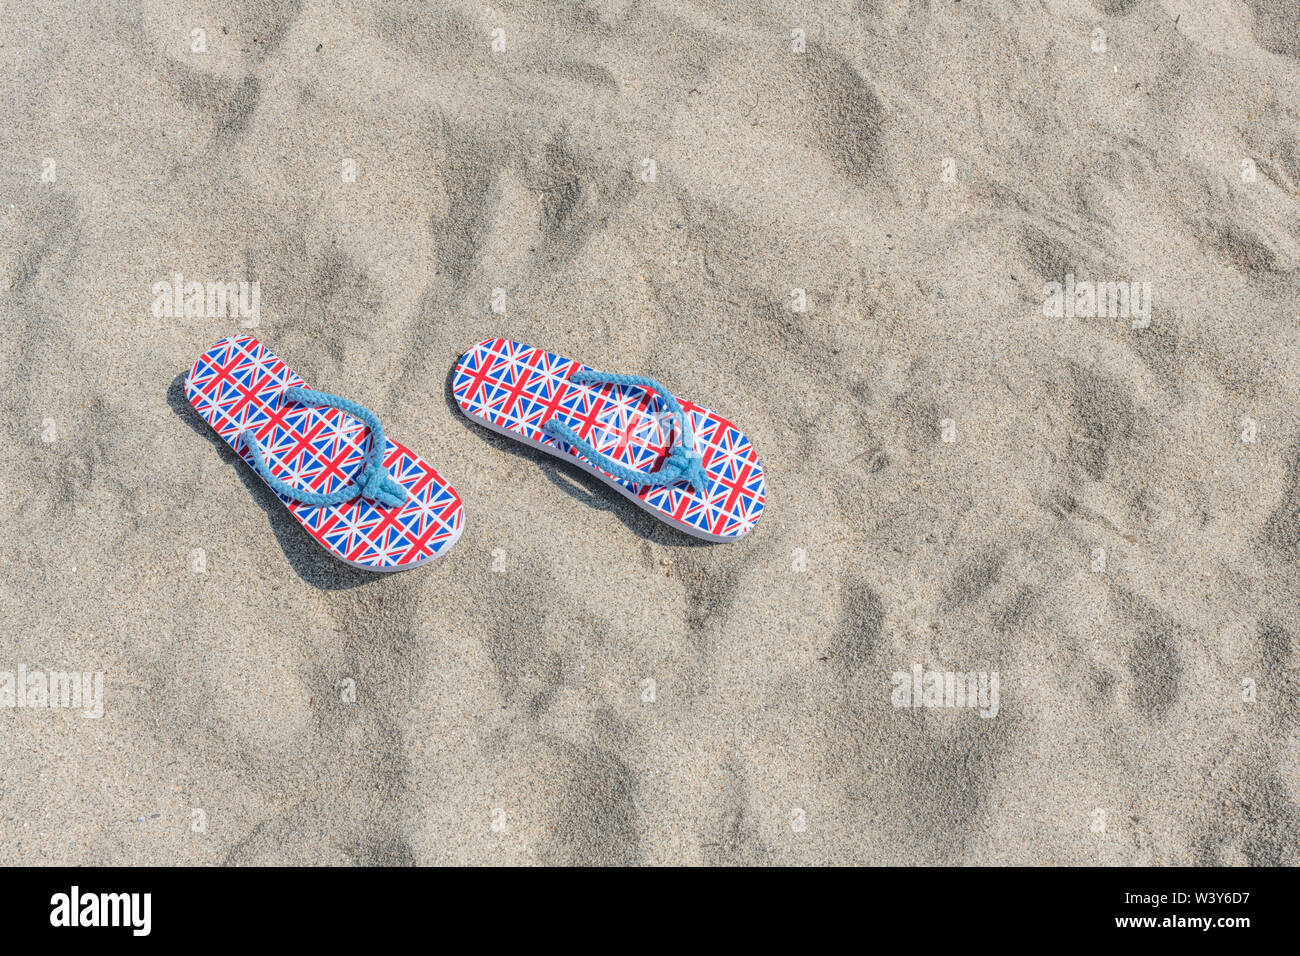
239,386 -> 409,509
542,370 -> 710,492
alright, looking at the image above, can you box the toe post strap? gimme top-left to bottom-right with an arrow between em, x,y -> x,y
239,385 -> 409,509
542,369 -> 710,492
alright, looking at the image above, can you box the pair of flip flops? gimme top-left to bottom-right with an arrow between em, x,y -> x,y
185,336 -> 767,571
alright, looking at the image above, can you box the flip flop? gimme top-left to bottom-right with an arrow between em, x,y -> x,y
452,339 -> 765,540
185,335 -> 463,570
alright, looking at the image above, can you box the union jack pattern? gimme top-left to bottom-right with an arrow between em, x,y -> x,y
453,339 -> 765,539
186,336 -> 463,570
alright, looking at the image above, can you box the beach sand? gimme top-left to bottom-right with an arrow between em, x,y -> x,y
1,0 -> 1297,864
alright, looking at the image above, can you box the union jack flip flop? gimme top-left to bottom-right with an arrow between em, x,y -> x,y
452,339 -> 766,541
186,336 -> 464,570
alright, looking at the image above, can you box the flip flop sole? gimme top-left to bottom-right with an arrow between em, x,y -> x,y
186,336 -> 463,571
452,339 -> 765,541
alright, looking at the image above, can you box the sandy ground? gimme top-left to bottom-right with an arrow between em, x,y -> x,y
1,0 -> 1298,865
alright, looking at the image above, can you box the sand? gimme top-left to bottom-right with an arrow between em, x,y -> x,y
1,0 -> 1297,865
